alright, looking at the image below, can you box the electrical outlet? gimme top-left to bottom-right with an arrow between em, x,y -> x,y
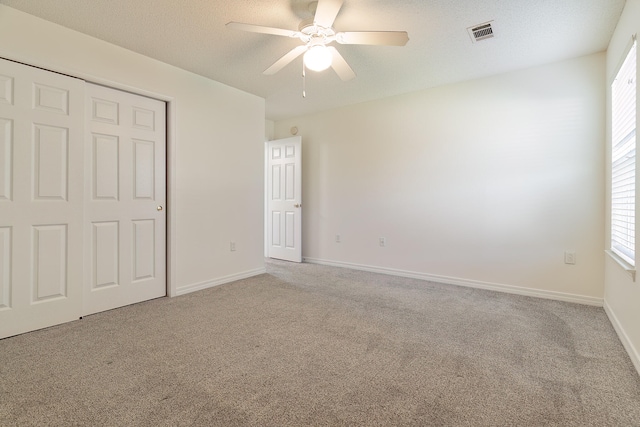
230,242 -> 236,252
336,234 -> 341,243
379,237 -> 386,247
564,251 -> 575,265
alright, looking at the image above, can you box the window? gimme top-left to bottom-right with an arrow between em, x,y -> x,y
611,38 -> 637,266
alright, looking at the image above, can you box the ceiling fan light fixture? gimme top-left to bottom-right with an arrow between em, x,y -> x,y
228,0 -> 408,81
304,45 -> 332,71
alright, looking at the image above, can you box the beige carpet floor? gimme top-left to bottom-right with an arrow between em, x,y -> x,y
1,259 -> 640,426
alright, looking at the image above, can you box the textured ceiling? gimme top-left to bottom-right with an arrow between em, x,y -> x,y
0,0 -> 626,121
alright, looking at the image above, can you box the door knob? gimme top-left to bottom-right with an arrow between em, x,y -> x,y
294,203 -> 301,208
157,205 -> 163,211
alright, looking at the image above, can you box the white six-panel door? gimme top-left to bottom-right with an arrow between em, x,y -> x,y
83,83 -> 166,316
0,58 -> 167,339
0,58 -> 85,338
267,137 -> 302,262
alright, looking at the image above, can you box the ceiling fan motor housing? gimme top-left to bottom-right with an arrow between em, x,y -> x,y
298,18 -> 336,45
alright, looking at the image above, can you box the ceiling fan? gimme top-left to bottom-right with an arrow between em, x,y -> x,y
226,0 -> 409,81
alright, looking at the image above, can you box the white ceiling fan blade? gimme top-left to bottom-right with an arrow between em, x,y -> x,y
264,45 -> 308,75
226,22 -> 298,38
328,46 -> 355,81
314,0 -> 343,28
337,31 -> 409,46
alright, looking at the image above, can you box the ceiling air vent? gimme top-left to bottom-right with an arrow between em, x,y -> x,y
467,21 -> 495,43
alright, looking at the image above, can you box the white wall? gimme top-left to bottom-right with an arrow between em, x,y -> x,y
266,120 -> 275,141
275,53 -> 605,305
0,5 -> 266,296
604,0 -> 640,374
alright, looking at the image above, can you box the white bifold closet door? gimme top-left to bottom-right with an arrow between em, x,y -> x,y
0,58 -> 85,338
0,58 -> 167,339
83,83 -> 166,316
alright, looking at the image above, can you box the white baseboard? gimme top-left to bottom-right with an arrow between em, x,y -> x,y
303,257 -> 603,307
604,300 -> 640,376
175,267 -> 266,296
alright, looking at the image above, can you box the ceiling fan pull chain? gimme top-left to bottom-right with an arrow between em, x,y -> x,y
302,62 -> 306,98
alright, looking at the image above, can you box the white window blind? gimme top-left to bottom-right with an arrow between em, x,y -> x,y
611,39 -> 637,266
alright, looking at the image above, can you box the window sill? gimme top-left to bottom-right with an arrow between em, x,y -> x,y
605,250 -> 636,281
